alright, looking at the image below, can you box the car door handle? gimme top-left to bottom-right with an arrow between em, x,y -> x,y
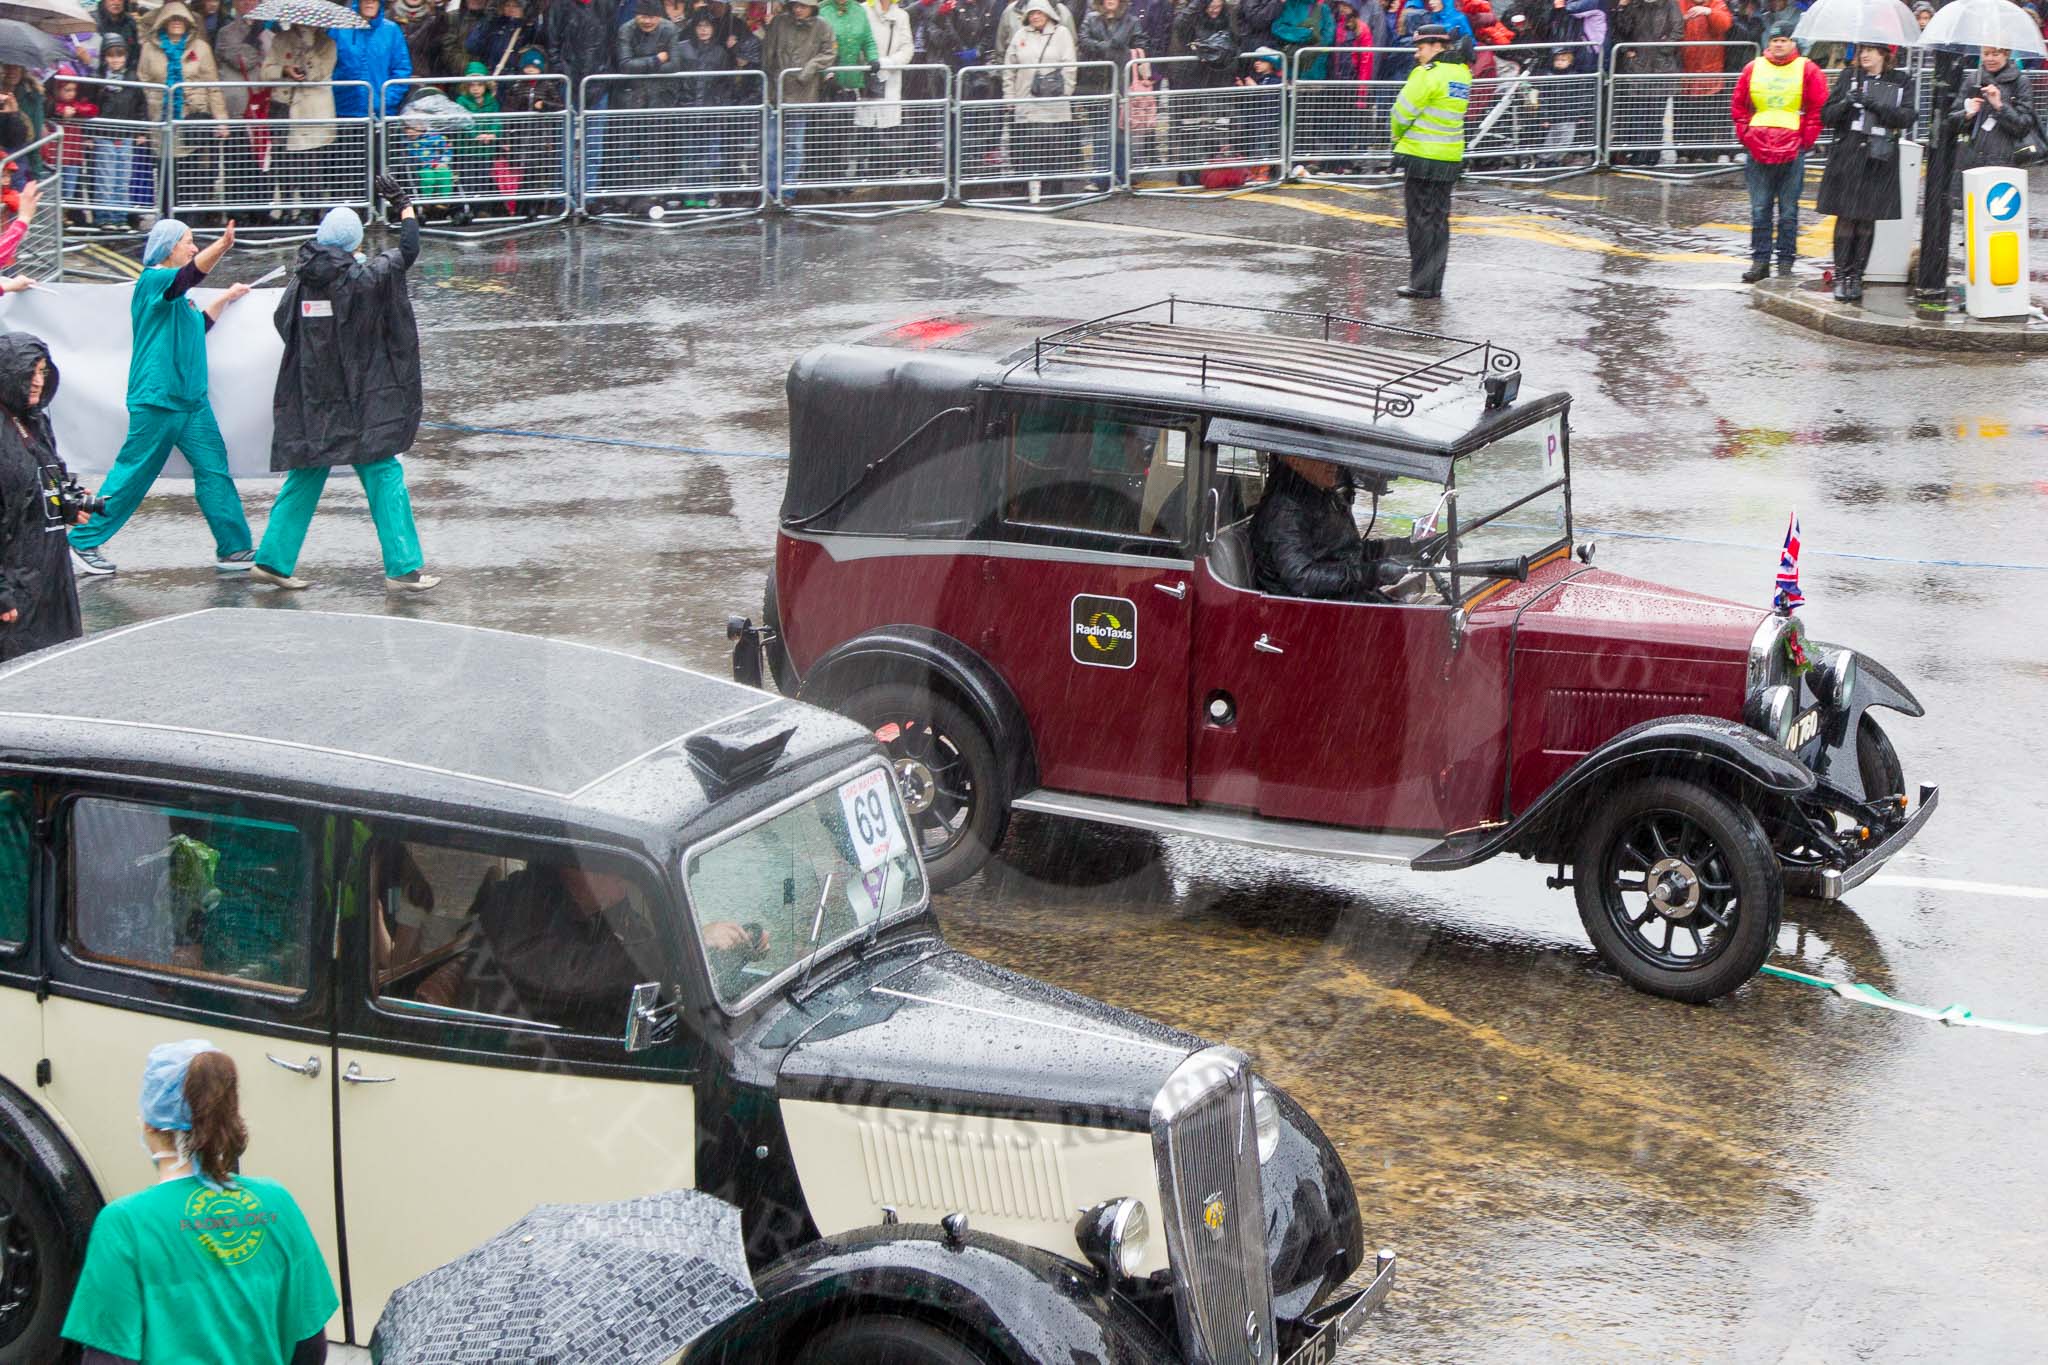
342,1061 -> 396,1085
1253,634 -> 1285,655
265,1053 -> 321,1079
1154,581 -> 1187,600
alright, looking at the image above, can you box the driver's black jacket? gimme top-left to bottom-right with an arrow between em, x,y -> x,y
454,867 -> 644,1036
1251,460 -> 1383,600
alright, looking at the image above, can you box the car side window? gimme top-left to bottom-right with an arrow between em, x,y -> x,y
1003,402 -> 1191,551
0,778 -> 30,950
67,798 -> 311,994
358,828 -> 672,1040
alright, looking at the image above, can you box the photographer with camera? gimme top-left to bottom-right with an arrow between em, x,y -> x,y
252,179 -> 439,593
0,333 -> 88,660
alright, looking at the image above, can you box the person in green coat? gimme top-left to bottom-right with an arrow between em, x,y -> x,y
68,218 -> 256,577
1388,24 -> 1467,300
61,1042 -> 339,1365
820,0 -> 877,94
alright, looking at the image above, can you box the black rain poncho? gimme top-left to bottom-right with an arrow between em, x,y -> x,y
270,217 -> 424,471
0,333 -> 82,661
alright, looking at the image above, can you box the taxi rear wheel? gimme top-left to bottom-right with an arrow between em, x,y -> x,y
1572,777 -> 1781,1004
0,1150 -> 72,1365
840,683 -> 1007,892
795,1315 -> 991,1365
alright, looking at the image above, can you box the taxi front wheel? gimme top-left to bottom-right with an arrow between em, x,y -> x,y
0,1149 -> 74,1365
841,682 -> 1008,892
1572,776 -> 1782,1004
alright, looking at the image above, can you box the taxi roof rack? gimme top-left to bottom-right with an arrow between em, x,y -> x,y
1027,297 -> 1522,422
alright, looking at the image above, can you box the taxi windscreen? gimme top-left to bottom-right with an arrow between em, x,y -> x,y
683,765 -> 929,1008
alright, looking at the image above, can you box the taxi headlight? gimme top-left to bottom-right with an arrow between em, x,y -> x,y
1253,1080 -> 1281,1164
1746,684 -> 1798,746
1811,648 -> 1857,712
1074,1197 -> 1150,1280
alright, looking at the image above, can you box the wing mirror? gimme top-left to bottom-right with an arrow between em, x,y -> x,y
624,981 -> 678,1053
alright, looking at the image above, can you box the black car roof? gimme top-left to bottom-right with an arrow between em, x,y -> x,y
0,610 -> 864,847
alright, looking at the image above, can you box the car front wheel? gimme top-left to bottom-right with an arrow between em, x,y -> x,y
0,1150 -> 73,1365
795,1316 -> 992,1365
1572,776 -> 1782,1003
839,683 -> 1008,892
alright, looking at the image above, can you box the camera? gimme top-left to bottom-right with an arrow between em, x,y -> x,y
41,468 -> 105,531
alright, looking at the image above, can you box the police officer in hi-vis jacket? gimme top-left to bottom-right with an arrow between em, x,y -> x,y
1389,23 -> 1469,300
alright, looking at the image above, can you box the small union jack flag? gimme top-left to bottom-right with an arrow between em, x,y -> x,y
1773,512 -> 1804,613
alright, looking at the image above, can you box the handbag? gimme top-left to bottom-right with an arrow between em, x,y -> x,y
2015,112 -> 2047,167
1028,32 -> 1061,97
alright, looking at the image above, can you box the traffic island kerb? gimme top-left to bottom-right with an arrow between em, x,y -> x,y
1749,276 -> 2048,353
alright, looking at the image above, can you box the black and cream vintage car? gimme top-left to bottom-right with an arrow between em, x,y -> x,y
0,610 -> 1389,1365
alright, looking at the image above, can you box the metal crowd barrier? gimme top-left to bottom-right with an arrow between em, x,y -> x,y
1287,47 -> 1405,186
581,71 -> 767,226
774,65 -> 950,217
380,75 -> 573,237
953,60 -> 1118,211
169,81 -> 373,234
60,79 -> 167,235
1464,42 -> 1604,183
9,130 -> 63,283
1128,54 -> 1284,196
1604,41 -> 1755,179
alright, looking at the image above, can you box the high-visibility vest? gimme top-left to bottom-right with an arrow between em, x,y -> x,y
1748,55 -> 1812,131
1391,59 -> 1470,163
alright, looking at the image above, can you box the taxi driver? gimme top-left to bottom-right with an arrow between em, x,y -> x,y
1250,454 -> 1392,601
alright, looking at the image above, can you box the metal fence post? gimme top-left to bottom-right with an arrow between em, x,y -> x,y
579,70 -> 768,226
775,64 -> 951,217
951,59 -> 1119,211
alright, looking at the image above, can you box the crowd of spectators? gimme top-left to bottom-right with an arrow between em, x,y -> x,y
0,0 -> 2037,221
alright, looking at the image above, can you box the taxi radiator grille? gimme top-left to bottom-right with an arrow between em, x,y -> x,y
855,1118 -> 1071,1223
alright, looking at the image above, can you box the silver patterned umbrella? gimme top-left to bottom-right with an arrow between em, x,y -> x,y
0,0 -> 93,38
369,1191 -> 759,1365
245,0 -> 370,28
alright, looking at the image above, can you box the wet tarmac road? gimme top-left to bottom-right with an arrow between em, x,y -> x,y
71,169 -> 2048,1363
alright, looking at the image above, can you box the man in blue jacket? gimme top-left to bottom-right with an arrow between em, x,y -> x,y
334,0 -> 414,117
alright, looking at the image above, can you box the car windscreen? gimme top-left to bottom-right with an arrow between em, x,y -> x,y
1451,412 -> 1569,571
682,762 -> 929,1010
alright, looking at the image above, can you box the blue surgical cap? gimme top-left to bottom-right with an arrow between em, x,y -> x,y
140,1039 -> 217,1132
142,218 -> 189,268
316,205 -> 364,252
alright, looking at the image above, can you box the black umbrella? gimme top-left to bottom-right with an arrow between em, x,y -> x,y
246,0 -> 370,28
369,1191 -> 759,1365
0,17 -> 67,67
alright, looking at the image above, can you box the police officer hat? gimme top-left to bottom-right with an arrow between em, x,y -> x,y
1413,22 -> 1452,40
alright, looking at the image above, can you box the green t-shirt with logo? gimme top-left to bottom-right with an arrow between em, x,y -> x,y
127,266 -> 211,412
61,1174 -> 338,1364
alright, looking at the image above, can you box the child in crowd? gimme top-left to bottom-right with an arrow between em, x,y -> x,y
47,76 -> 98,226
399,118 -> 456,203
454,60 -> 508,214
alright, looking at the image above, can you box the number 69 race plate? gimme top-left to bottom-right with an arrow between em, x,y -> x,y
838,768 -> 907,872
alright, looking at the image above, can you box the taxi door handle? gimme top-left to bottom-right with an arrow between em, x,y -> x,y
265,1053 -> 321,1079
342,1061 -> 396,1085
1254,634 -> 1285,655
1154,581 -> 1187,600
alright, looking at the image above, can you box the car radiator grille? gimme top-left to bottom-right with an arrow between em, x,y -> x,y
1154,1050 -> 1276,1364
855,1117 -> 1071,1222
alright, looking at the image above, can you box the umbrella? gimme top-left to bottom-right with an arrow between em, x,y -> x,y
0,16 -> 67,66
1920,0 -> 2048,55
370,1191 -> 759,1365
0,0 -> 92,37
1792,0 -> 1922,47
246,0 -> 370,28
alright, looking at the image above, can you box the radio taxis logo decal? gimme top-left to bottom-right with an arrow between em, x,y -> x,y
1201,1192 -> 1228,1242
181,1183 -> 280,1267
1071,594 -> 1138,669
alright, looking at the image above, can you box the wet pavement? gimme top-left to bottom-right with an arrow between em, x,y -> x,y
72,169 -> 2048,1363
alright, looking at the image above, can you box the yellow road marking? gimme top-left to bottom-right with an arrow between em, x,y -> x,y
1243,190 -> 1738,263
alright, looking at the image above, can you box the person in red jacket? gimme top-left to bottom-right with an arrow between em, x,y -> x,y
1731,31 -> 1825,282
1674,0 -> 1730,161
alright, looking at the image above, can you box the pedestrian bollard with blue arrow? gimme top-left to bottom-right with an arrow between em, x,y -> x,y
1961,166 -> 2032,320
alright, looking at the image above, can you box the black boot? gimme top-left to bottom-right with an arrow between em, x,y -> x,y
1742,260 -> 1770,284
1844,272 -> 1864,303
1832,272 -> 1849,300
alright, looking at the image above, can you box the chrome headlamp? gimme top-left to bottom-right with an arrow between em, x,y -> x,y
1075,1197 -> 1150,1280
1747,684 -> 1798,746
1810,647 -> 1857,712
1747,614 -> 1793,697
1252,1080 -> 1281,1164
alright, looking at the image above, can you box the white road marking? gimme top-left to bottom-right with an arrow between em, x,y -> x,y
1867,875 -> 2048,901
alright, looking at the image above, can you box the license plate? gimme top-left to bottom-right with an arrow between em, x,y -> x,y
1787,706 -> 1821,750
1283,1255 -> 1395,1365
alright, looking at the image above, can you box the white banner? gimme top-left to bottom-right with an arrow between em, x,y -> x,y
0,282 -> 285,480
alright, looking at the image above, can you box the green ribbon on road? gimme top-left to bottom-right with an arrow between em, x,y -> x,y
1760,964 -> 2048,1036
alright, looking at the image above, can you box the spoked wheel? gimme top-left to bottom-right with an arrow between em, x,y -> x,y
1573,777 -> 1782,1003
0,1152 -> 70,1364
839,683 -> 1008,892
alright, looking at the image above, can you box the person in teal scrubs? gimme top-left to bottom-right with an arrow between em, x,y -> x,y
68,218 -> 257,578
61,1041 -> 338,1365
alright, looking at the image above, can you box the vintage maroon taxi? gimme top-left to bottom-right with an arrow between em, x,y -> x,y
729,301 -> 1936,1002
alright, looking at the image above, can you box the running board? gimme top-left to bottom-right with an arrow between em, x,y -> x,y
1010,790 -> 1435,867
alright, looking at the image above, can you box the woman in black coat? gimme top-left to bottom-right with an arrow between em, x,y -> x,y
1817,44 -> 1914,303
0,333 -> 83,662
